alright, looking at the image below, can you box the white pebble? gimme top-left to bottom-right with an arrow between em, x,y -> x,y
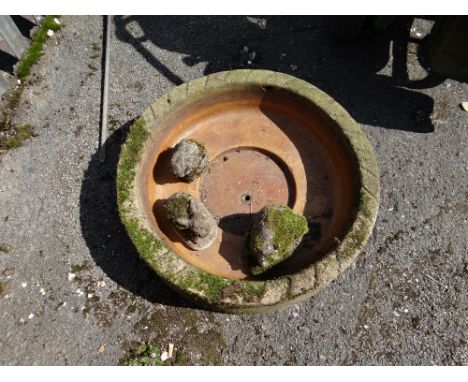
404,308 -> 409,313
19,317 -> 25,323
46,29 -> 54,37
28,313 -> 34,319
53,18 -> 61,25
160,351 -> 169,361
39,288 -> 46,295
68,273 -> 76,281
87,293 -> 94,299
363,324 -> 369,329
21,282 -> 27,288
394,311 -> 400,317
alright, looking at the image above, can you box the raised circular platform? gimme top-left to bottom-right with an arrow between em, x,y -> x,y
117,70 -> 380,313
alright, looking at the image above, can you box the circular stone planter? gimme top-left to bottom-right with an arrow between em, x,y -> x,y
117,70 -> 380,314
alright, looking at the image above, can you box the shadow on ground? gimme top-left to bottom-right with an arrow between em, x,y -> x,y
114,15 -> 444,133
79,122 -> 192,308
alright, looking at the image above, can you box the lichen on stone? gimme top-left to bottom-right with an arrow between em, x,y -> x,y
171,139 -> 209,182
249,205 -> 308,275
164,192 -> 217,250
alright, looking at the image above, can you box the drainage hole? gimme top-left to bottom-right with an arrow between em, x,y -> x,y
242,194 -> 251,203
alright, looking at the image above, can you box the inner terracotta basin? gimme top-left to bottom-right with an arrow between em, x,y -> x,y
138,86 -> 359,281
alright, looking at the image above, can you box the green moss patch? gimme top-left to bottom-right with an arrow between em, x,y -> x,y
125,218 -> 164,262
164,193 -> 191,224
178,271 -> 234,303
116,118 -> 149,206
267,206 -> 308,252
175,270 -> 267,306
241,280 -> 266,301
16,16 -> 62,79
115,119 -> 167,269
250,205 -> 308,275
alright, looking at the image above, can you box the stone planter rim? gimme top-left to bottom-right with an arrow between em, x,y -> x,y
116,69 -> 380,314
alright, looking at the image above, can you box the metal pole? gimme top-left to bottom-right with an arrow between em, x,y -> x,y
99,15 -> 111,163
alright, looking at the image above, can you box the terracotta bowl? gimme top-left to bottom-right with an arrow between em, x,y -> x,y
117,70 -> 380,313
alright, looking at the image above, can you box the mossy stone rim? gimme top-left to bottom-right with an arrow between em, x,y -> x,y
116,69 -> 380,314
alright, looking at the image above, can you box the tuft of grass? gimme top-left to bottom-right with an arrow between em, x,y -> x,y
16,16 -> 62,79
0,87 -> 23,130
0,281 -> 11,296
3,124 -> 35,149
91,42 -> 101,52
90,42 -> 101,59
70,260 -> 91,273
0,243 -> 13,253
123,342 -> 166,366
